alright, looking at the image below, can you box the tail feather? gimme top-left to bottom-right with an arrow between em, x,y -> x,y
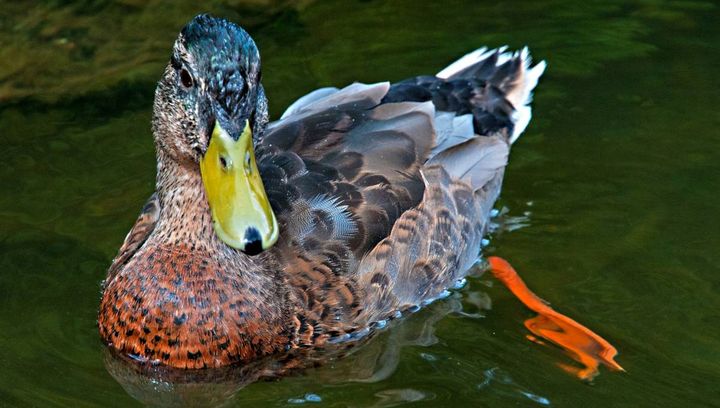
427,136 -> 508,193
437,46 -> 546,144
436,47 -> 495,79
426,47 -> 545,193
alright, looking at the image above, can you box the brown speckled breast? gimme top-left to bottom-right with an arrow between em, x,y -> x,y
98,244 -> 293,369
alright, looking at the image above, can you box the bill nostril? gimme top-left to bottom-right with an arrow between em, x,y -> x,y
243,227 -> 263,256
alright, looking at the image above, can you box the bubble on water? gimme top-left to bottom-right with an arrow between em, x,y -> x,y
451,278 -> 467,290
477,367 -> 551,406
304,393 -> 322,403
520,391 -> 550,405
419,352 -> 437,362
375,388 -> 428,404
288,393 -> 322,404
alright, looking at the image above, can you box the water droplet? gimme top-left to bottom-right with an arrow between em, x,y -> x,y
452,278 -> 467,290
520,391 -> 550,405
420,352 -> 437,362
304,393 -> 322,403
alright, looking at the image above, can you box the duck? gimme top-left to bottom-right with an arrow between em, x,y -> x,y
99,14 -> 622,379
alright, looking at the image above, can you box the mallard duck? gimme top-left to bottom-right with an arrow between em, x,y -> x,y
99,14 -> 621,377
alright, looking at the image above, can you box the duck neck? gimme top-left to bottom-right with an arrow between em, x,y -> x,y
152,147 -> 220,251
151,145 -> 292,323
150,147 -> 283,284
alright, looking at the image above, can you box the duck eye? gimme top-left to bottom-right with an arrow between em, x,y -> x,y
180,68 -> 194,88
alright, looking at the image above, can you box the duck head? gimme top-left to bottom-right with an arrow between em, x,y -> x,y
152,14 -> 277,255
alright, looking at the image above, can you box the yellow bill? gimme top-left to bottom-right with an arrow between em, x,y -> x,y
200,120 -> 278,254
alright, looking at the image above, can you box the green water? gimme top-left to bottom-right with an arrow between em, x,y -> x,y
1,0 -> 719,406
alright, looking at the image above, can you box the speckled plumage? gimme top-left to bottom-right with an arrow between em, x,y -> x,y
98,15 -> 545,369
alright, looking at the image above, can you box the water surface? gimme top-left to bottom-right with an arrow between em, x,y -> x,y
1,0 -> 719,406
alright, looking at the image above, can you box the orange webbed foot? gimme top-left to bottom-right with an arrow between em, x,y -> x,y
487,256 -> 624,381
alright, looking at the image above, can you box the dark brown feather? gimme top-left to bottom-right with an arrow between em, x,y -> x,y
106,193 -> 160,284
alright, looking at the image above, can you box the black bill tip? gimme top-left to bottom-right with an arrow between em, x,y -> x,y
243,227 -> 263,256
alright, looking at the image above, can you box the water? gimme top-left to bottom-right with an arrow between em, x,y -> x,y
1,0 -> 719,406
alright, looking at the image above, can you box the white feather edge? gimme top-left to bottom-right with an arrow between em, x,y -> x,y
508,47 -> 546,143
280,87 -> 339,119
279,82 -> 391,120
436,46 -> 546,144
436,47 -> 490,79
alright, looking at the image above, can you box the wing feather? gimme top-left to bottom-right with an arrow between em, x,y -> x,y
261,46 -> 543,332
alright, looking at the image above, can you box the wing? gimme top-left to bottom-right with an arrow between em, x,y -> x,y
259,47 -> 544,335
105,193 -> 159,284
257,83 -> 441,340
353,48 -> 545,323
259,82 -> 435,260
258,68 -> 522,271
